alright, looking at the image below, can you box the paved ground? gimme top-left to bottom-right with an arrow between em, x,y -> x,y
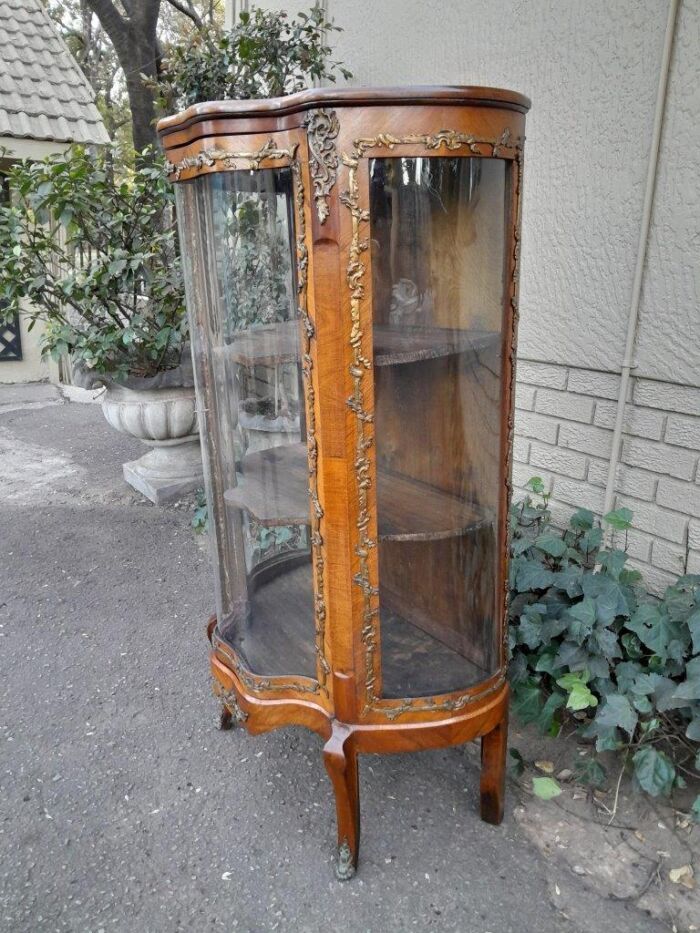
0,385 -> 672,933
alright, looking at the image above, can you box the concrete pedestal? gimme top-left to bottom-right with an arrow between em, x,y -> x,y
123,435 -> 203,505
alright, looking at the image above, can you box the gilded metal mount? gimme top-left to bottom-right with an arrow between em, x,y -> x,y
336,839 -> 356,881
304,108 -> 340,224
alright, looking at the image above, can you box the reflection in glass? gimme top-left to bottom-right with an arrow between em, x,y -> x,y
176,168 -> 316,679
369,157 -> 507,698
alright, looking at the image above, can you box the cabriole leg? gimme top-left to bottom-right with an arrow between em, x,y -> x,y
323,722 -> 360,880
480,714 -> 508,824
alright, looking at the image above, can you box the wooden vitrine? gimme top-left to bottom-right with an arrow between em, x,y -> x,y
159,85 -> 529,879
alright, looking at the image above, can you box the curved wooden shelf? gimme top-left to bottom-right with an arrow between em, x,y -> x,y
373,326 -> 499,367
219,321 -> 299,367
218,321 -> 500,369
212,556 -> 491,699
224,442 -> 490,541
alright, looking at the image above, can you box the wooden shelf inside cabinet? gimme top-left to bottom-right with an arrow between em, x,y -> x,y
224,443 -> 490,541
373,325 -> 500,367
222,321 -> 300,366
220,321 -> 500,368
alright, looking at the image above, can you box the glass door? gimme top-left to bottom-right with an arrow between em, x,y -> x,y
368,155 -> 507,698
176,162 -> 317,682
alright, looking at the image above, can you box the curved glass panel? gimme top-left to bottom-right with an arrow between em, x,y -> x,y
369,156 -> 507,698
176,167 -> 316,680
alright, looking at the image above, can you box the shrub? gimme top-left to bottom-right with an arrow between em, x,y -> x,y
0,146 -> 185,381
509,478 -> 699,812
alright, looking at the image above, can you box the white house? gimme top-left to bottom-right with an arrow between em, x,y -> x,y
0,0 -> 109,384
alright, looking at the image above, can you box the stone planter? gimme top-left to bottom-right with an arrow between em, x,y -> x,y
101,384 -> 203,505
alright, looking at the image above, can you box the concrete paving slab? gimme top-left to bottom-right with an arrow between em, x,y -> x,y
0,381 -> 64,415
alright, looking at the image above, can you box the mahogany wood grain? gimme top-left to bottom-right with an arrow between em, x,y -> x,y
480,711 -> 509,825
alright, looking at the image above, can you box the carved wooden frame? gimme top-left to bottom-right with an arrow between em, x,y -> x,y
339,129 -> 525,721
174,135 -> 331,700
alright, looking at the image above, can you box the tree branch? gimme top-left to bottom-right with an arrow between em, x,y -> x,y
163,0 -> 204,29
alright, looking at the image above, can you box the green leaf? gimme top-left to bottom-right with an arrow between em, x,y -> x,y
569,508 -> 594,531
632,746 -> 675,797
515,560 -> 555,593
554,566 -> 584,598
670,657 -> 700,704
574,757 -> 606,787
626,604 -> 682,660
525,476 -> 545,495
557,670 -> 590,689
688,610 -> 700,654
621,632 -> 644,660
535,533 -> 567,558
686,715 -> 700,742
692,795 -> 700,823
508,747 -> 525,777
532,776 -> 562,800
598,548 -> 628,580
580,526 -> 603,554
595,693 -> 638,737
534,647 -> 560,675
603,507 -> 633,530
557,670 -> 598,711
582,573 -> 629,624
552,640 -> 588,671
588,626 -> 622,661
566,597 -> 596,642
512,536 -> 532,557
537,690 -> 566,734
517,612 -> 545,650
512,679 -> 543,724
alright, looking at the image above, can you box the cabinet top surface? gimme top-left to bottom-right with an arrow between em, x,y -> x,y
157,84 -> 530,138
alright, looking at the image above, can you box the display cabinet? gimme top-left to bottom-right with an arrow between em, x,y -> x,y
159,85 -> 529,879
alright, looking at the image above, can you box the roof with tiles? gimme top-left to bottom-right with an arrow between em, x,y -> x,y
0,0 -> 109,145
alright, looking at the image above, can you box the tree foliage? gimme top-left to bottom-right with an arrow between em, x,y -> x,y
46,0 -> 224,155
153,5 -> 352,112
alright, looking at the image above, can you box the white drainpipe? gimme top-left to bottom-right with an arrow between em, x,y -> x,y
603,0 -> 680,526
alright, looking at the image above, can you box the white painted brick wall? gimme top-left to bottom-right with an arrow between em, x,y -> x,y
514,359 -> 700,595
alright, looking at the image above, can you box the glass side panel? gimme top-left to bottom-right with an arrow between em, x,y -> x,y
175,168 -> 316,680
369,156 -> 507,698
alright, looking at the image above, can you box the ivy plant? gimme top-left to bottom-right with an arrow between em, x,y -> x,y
153,5 -> 352,113
0,146 -> 185,381
509,478 -> 699,812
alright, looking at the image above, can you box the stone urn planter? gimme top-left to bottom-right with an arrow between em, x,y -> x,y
101,384 -> 202,504
73,352 -> 203,505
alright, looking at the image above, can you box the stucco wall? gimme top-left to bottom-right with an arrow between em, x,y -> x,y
0,313 -> 57,385
257,0 -> 700,591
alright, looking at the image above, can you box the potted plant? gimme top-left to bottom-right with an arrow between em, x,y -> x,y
0,147 -> 198,503
0,5 -> 350,503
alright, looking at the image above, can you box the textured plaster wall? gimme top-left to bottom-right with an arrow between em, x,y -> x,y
261,0 -> 698,383
0,313 -> 54,385
634,0 -> 700,384
256,0 -> 700,590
